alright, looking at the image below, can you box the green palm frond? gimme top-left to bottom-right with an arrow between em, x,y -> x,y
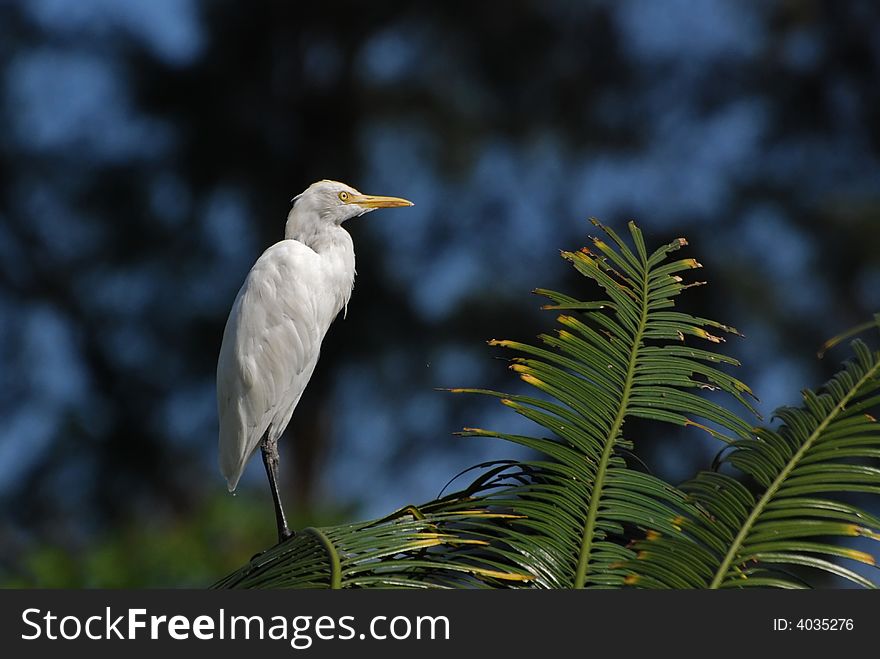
623,339 -> 880,588
215,506 -> 535,588
445,220 -> 758,587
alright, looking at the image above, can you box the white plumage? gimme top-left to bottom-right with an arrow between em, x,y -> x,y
216,180 -> 412,540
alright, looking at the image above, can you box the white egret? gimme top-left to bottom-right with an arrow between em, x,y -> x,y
217,180 -> 413,542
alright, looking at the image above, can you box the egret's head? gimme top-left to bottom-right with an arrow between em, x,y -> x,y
291,179 -> 413,226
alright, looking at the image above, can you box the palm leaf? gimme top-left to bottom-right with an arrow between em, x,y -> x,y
444,220 -> 757,587
623,339 -> 880,588
215,506 -> 535,588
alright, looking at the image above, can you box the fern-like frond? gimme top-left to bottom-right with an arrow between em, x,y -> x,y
214,506 -> 535,589
624,339 -> 880,588
449,221 -> 756,587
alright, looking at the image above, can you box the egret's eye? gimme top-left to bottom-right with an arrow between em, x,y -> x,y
338,191 -> 349,202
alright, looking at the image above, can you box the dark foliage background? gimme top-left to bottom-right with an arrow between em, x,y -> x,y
0,0 -> 878,586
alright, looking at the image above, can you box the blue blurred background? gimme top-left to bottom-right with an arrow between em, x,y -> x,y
1,0 -> 878,586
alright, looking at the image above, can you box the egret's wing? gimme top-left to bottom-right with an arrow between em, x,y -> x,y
217,240 -> 322,491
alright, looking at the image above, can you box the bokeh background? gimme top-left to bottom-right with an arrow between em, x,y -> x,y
1,0 -> 878,587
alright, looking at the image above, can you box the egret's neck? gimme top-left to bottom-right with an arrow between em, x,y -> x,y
285,204 -> 348,249
285,204 -> 356,316
286,204 -> 332,246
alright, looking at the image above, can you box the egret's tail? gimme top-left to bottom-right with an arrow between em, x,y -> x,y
219,415 -> 250,493
220,450 -> 245,493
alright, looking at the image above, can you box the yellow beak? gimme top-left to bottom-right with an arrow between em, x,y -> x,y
348,194 -> 414,209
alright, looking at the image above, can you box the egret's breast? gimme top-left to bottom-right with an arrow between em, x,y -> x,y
314,233 -> 356,329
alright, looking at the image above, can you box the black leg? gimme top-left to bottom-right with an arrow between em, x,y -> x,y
261,431 -> 294,543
